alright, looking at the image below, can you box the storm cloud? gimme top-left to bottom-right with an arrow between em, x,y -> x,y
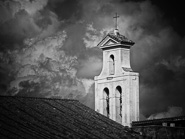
0,0 -> 185,118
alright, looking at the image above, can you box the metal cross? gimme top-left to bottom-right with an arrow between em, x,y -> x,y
113,13 -> 119,29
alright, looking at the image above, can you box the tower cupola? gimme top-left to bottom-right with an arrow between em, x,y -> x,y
94,13 -> 139,127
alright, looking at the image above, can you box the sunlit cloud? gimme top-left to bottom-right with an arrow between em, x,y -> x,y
0,0 -> 185,116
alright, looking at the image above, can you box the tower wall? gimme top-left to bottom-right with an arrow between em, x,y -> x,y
95,72 -> 139,126
99,47 -> 131,78
94,31 -> 139,127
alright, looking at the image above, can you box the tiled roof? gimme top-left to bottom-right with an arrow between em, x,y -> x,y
107,33 -> 135,45
132,116 -> 185,127
0,96 -> 141,139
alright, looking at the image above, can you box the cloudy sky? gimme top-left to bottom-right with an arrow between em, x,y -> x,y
0,0 -> 185,119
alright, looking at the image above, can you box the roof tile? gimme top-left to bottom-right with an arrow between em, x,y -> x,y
0,96 -> 141,139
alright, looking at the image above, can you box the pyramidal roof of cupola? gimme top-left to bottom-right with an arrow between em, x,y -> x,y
97,30 -> 135,49
107,32 -> 135,45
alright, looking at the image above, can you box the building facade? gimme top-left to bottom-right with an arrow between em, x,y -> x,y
94,29 -> 139,126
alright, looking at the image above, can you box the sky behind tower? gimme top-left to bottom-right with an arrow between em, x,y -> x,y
0,0 -> 185,119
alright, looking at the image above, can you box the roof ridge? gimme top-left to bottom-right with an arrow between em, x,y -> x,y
133,115 -> 185,124
107,33 -> 134,44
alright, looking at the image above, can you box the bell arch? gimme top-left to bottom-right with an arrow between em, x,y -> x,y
115,86 -> 122,124
103,88 -> 110,117
109,55 -> 115,75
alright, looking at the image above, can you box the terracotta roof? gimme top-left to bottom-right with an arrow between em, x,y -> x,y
107,32 -> 135,45
0,96 -> 141,139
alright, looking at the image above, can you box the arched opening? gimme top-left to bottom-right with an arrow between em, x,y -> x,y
116,86 -> 122,124
103,88 -> 110,118
109,55 -> 115,75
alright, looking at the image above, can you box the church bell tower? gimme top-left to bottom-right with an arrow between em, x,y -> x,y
94,13 -> 139,126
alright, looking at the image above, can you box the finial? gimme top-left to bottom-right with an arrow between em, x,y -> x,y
113,13 -> 119,35
113,13 -> 119,29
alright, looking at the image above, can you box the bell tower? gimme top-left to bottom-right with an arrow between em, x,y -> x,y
94,13 -> 139,126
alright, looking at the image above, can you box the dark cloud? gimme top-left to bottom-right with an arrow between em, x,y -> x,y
46,0 -> 82,22
148,106 -> 183,120
62,23 -> 86,55
77,56 -> 102,79
0,0 -> 185,118
80,83 -> 95,110
34,10 -> 52,30
139,61 -> 185,117
0,0 -> 61,51
0,9 -> 40,50
151,1 -> 185,36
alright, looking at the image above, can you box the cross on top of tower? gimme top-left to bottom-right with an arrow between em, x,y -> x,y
113,13 -> 119,29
